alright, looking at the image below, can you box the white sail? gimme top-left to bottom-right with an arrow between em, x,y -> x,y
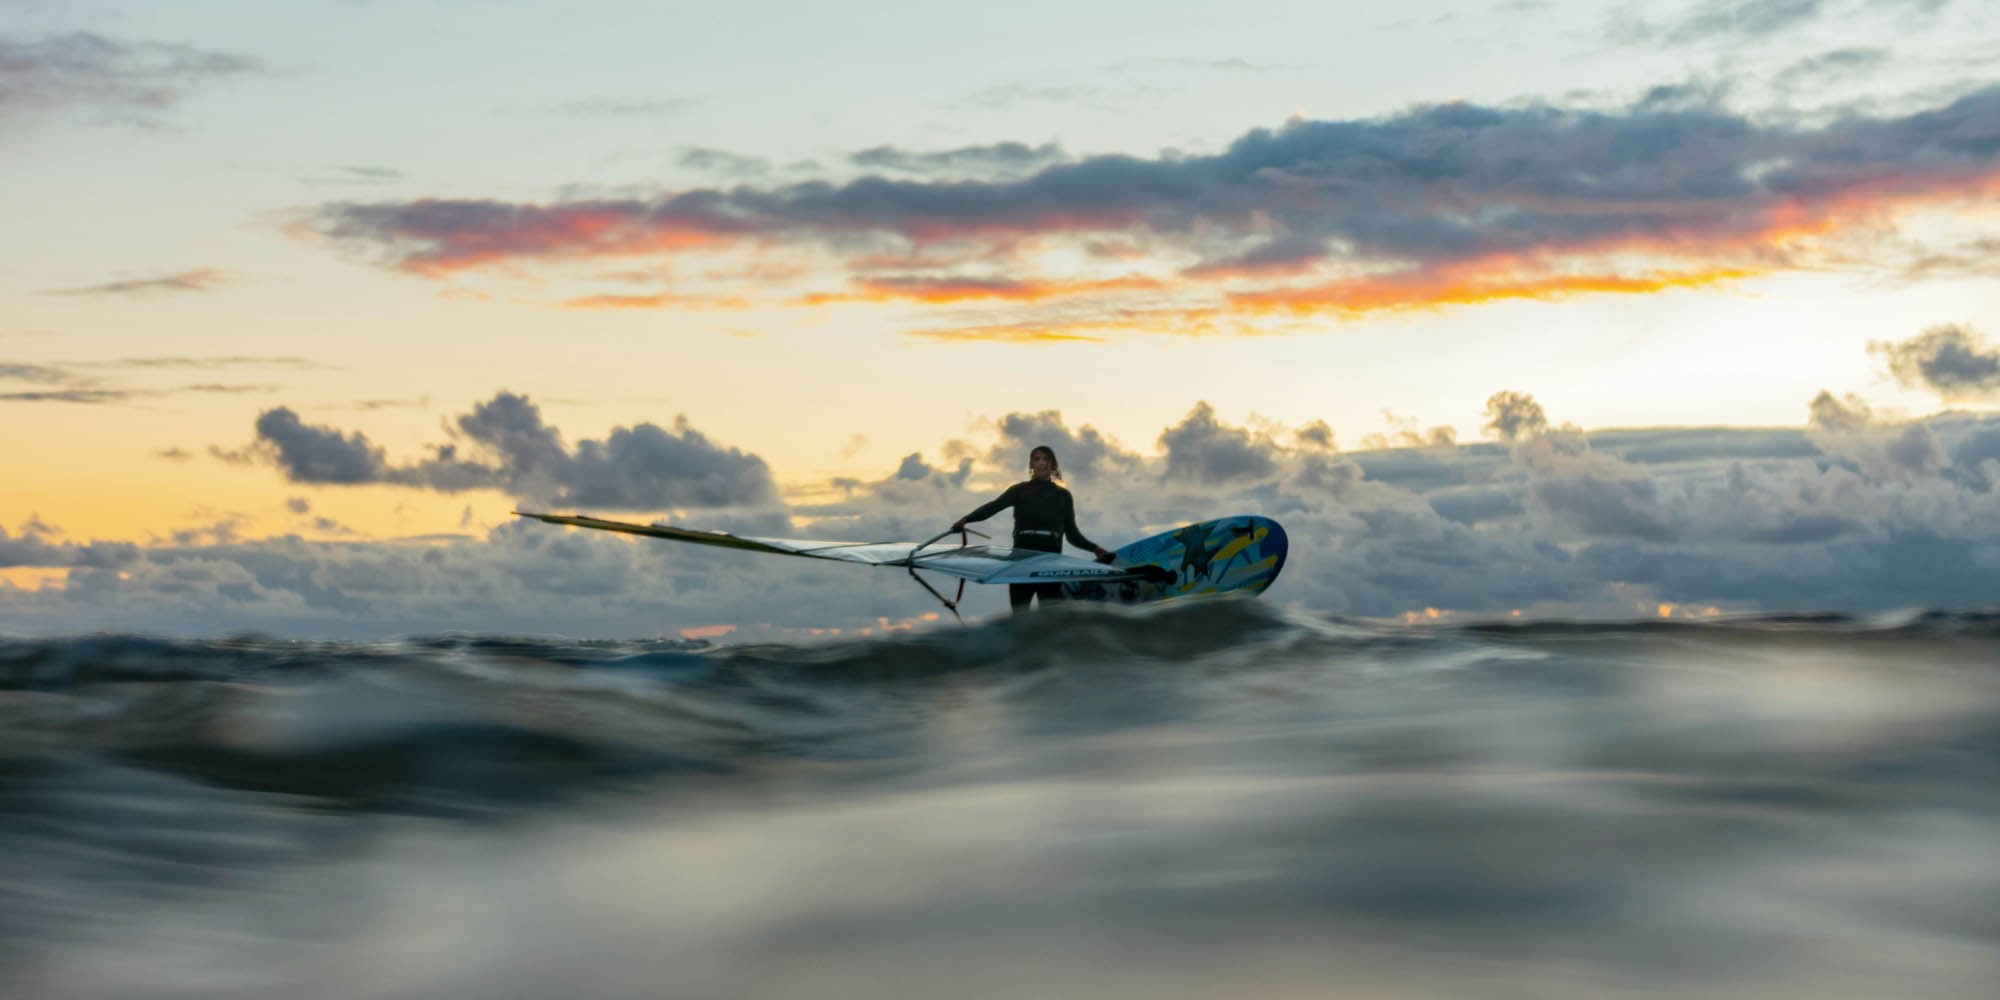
513,512 -> 1149,585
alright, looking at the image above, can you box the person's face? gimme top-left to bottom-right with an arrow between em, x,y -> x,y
1029,451 -> 1053,479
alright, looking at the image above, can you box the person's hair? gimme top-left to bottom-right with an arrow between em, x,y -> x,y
1030,444 -> 1063,481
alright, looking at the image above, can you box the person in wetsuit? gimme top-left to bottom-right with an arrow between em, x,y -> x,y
952,445 -> 1115,613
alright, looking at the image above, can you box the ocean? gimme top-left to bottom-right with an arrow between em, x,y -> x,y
3,599 -> 1997,998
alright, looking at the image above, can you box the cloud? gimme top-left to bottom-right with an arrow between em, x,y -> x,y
303,165 -> 405,187
18,386 -> 2000,634
67,355 -> 327,370
1866,0 -> 1953,18
1483,391 -> 1548,441
44,268 -> 229,297
1104,56 -> 1283,73
795,274 -> 1164,306
1296,420 -> 1336,450
334,165 -> 401,181
1609,0 -> 1828,47
0,389 -> 141,403
314,84 -> 2000,328
1486,408 -> 1684,543
1531,472 -> 1681,542
985,410 -> 1144,485
1808,389 -> 1874,432
561,291 -> 749,309
1807,388 -> 1952,481
249,392 -> 782,510
903,321 -> 1110,343
1898,237 -> 2000,280
1773,48 -> 1892,91
848,142 -> 1067,176
0,32 -> 259,119
1870,324 -> 2000,401
1357,410 -> 1457,451
0,524 -> 137,569
181,382 -> 276,394
676,147 -> 771,177
0,356 -> 312,405
0,362 -> 69,382
883,452 -> 975,491
1158,402 -> 1283,486
352,396 -> 430,411
254,407 -> 391,484
1180,235 -> 1331,279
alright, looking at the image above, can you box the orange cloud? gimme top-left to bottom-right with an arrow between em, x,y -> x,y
906,307 -> 1247,342
561,292 -> 752,310
905,322 -> 1109,343
794,274 -> 1165,306
1230,264 -> 1761,315
334,200 -> 739,277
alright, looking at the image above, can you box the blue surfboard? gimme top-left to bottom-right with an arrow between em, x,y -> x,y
1063,515 -> 1287,604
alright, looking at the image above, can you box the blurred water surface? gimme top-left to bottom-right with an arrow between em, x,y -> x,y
3,600 -> 1997,998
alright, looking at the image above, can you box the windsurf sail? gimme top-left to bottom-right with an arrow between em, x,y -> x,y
513,511 -> 1157,586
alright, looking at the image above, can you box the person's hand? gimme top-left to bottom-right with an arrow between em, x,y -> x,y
1093,547 -> 1115,564
951,520 -> 967,533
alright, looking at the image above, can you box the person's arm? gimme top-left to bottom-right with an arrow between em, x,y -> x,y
952,484 -> 1018,532
1061,491 -> 1116,562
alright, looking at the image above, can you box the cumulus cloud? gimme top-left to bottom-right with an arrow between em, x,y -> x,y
1158,402 -> 1282,485
22,378 -> 2000,636
0,524 -> 138,569
1870,324 -> 2000,401
1483,399 -> 1683,543
1295,420 -> 1336,450
1802,390 -> 1947,483
1357,411 -> 1457,451
254,407 -> 391,484
1808,390 -> 1874,432
1531,472 -> 1680,542
1483,391 -> 1548,441
985,410 -> 1144,484
249,392 -> 781,510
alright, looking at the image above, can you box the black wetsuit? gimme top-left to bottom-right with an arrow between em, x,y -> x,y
958,479 -> 1103,611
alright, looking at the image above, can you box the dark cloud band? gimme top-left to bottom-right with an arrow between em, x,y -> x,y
316,85 -> 2000,323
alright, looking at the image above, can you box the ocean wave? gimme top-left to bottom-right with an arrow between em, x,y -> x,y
4,602 -> 1998,998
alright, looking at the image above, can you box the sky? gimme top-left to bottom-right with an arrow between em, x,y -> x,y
4,0 -> 2000,638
